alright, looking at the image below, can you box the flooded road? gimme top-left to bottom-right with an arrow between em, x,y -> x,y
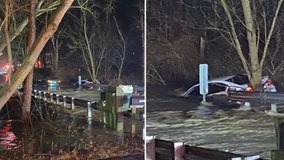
146,86 -> 277,159
0,88 -> 144,159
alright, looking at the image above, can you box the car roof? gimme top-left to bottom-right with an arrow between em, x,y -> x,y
210,75 -> 235,81
181,75 -> 249,97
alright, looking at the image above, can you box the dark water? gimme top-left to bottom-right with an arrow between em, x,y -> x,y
0,105 -> 136,158
146,85 -> 277,159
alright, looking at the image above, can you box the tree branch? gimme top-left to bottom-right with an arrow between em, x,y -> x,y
0,0 -> 74,109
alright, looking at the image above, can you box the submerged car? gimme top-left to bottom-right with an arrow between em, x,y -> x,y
47,78 -> 61,87
35,78 -> 61,87
73,79 -> 93,87
73,79 -> 100,88
182,74 -> 276,97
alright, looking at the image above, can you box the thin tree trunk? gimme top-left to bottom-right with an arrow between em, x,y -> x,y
4,1 -> 13,84
0,0 -> 74,110
113,16 -> 126,81
51,34 -> 62,77
200,35 -> 205,63
22,0 -> 37,121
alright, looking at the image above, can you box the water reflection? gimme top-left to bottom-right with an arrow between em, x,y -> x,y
48,86 -> 61,92
0,106 -> 137,157
0,131 -> 21,150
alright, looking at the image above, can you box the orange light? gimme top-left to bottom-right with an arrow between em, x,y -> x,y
246,86 -> 253,92
35,60 -> 43,68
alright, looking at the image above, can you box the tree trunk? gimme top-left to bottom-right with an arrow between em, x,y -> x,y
241,0 -> 262,90
22,0 -> 37,121
200,35 -> 205,63
51,34 -> 62,77
0,0 -> 74,110
113,16 -> 126,81
4,1 -> 13,84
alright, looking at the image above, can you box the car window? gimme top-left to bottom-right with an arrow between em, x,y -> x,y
233,75 -> 249,85
189,83 -> 227,96
208,83 -> 227,94
229,75 -> 249,85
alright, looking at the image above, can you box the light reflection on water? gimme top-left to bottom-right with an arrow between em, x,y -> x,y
147,97 -> 276,159
0,106 -> 134,156
147,85 -> 277,159
0,131 -> 21,150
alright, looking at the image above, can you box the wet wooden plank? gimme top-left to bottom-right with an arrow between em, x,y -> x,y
184,145 -> 245,160
155,139 -> 174,160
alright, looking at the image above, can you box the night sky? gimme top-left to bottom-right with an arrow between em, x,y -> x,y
115,0 -> 143,74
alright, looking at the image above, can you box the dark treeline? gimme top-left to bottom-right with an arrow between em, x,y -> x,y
147,0 -> 284,88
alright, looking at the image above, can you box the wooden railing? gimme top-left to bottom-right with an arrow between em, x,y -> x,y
146,136 -> 261,160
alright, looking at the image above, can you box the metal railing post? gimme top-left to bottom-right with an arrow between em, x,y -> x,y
38,91 -> 42,99
50,93 -> 53,103
43,92 -> 47,101
56,95 -> 59,104
271,104 -> 277,112
34,90 -> 37,98
71,97 -> 74,110
63,96 -> 66,107
87,102 -> 92,123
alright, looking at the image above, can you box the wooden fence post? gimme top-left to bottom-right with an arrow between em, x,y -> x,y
146,136 -> 155,160
174,142 -> 184,160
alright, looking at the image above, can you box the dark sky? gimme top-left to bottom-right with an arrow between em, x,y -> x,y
115,0 -> 140,32
115,0 -> 143,72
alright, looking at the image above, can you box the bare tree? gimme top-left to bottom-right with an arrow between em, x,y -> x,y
112,16 -> 127,81
51,30 -> 63,77
181,0 -> 284,90
3,0 -> 13,84
66,0 -> 113,83
0,0 -> 62,52
219,0 -> 284,89
264,23 -> 284,76
0,0 -> 74,111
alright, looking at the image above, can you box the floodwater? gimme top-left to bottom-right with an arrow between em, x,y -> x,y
0,88 -> 144,159
146,85 -> 277,159
0,106 -> 139,157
